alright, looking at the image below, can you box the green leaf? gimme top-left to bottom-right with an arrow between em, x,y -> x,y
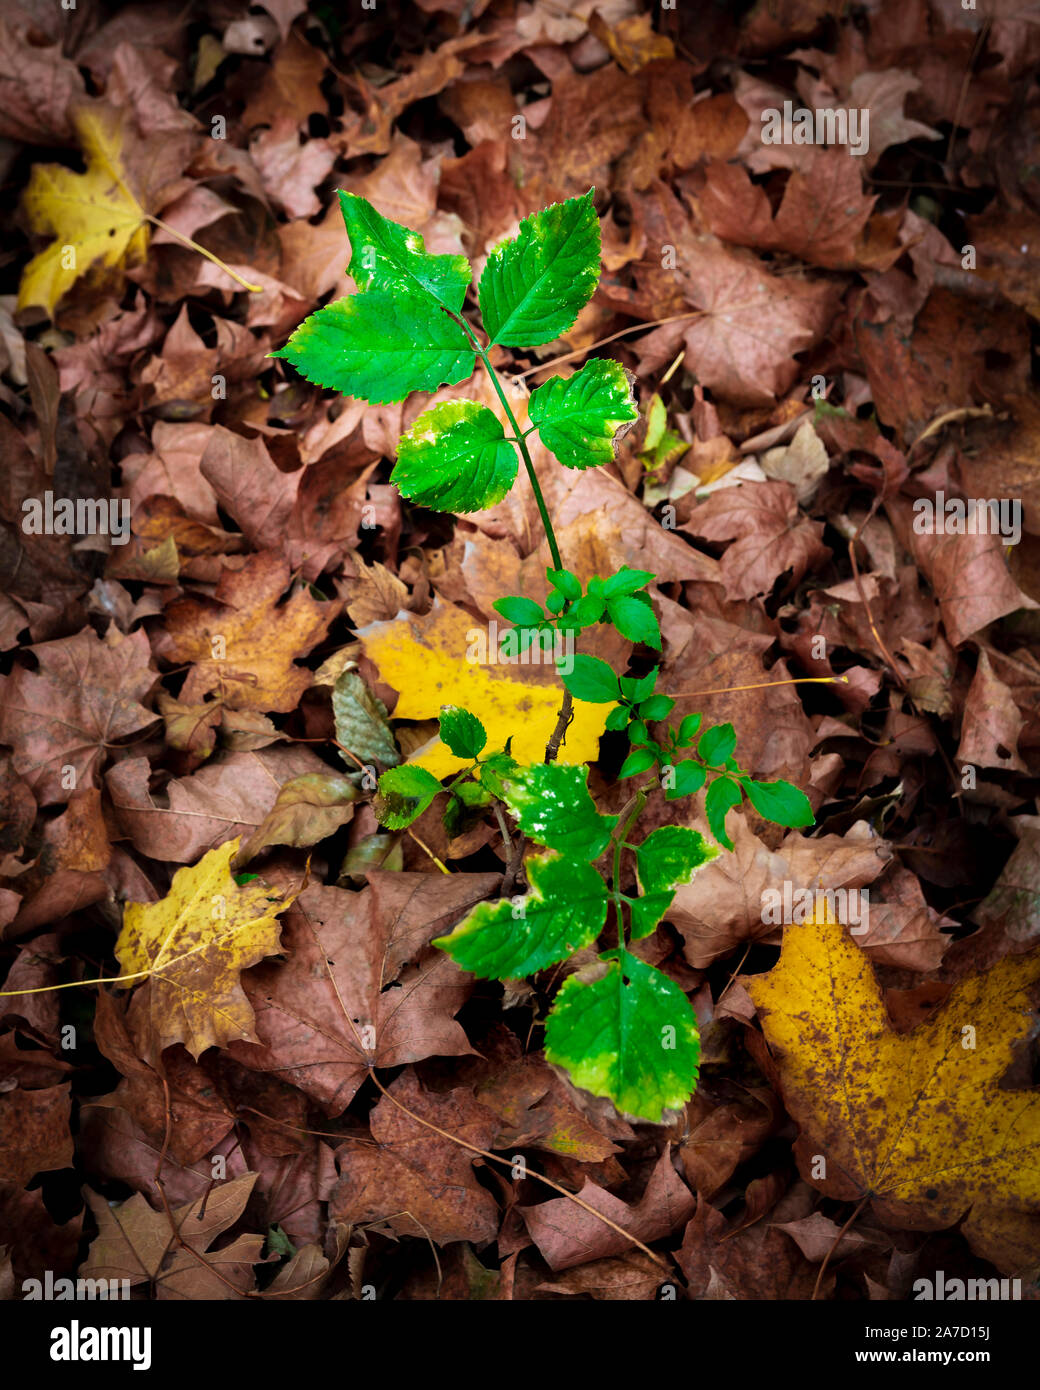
619,747 -> 657,779
559,593 -> 605,629
434,853 -> 608,979
601,566 -> 655,598
337,191 -> 471,312
740,777 -> 814,828
559,654 -> 620,704
478,189 -> 601,347
547,567 -> 582,600
619,668 -> 658,702
604,705 -> 630,733
493,595 -> 544,626
630,825 -> 718,938
705,775 -> 742,849
272,287 -> 473,404
374,764 -> 443,829
545,589 -> 566,615
438,706 -> 487,759
606,594 -> 661,649
503,763 -> 616,860
544,949 -> 700,1121
677,713 -> 702,747
697,722 -> 737,767
392,399 -> 517,512
332,670 -> 399,774
664,759 -> 706,801
638,694 -> 674,721
528,357 -> 637,470
476,750 -> 520,799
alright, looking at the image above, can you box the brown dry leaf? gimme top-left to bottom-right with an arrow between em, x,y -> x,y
158,551 -> 338,712
234,772 -> 359,866
957,649 -> 1027,772
81,1172 -> 261,1298
677,1184 -> 824,1299
682,479 -> 830,599
229,878 -> 495,1114
0,1084 -> 73,1185
241,30 -> 327,130
199,425 -> 301,552
330,1069 -> 500,1243
250,118 -> 336,218
0,20 -> 86,144
521,1146 -> 694,1271
536,1250 -> 666,1299
0,626 -> 157,805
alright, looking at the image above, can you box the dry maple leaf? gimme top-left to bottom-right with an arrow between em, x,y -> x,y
115,838 -> 298,1061
158,550 -> 337,713
81,1172 -> 261,1299
746,913 -> 1040,1273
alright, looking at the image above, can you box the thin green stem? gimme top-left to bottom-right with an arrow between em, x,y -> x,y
450,313 -> 563,572
610,783 -> 653,950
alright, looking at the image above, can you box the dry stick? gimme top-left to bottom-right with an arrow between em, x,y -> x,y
811,1194 -> 870,1301
406,828 -> 450,874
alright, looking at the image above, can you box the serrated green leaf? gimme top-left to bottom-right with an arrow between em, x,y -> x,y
619,746 -> 657,779
374,764 -> 443,829
494,595 -> 544,626
740,777 -> 814,828
544,949 -> 700,1121
478,190 -> 600,347
559,653 -> 620,704
332,670 -> 399,774
547,567 -> 582,600
503,762 -> 616,860
638,694 -> 674,721
559,593 -> 605,629
604,705 -> 630,733
438,705 -> 487,759
392,399 -> 516,512
337,191 -> 471,312
630,825 -> 718,939
601,566 -> 655,598
433,853 -> 608,979
528,358 -> 637,470
619,668 -> 658,702
607,594 -> 661,649
705,775 -> 742,849
663,759 -> 706,801
273,287 -> 473,404
476,750 -> 520,798
698,722 -> 737,766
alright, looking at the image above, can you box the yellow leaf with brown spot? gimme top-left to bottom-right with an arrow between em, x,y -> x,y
115,839 -> 297,1060
18,105 -> 150,316
359,599 -> 611,778
746,911 -> 1040,1273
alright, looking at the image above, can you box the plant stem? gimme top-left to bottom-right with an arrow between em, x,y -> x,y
145,214 -> 263,292
610,784 -> 652,950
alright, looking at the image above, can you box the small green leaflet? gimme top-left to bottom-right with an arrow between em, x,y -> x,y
503,762 -> 616,860
528,358 -> 637,470
438,706 -> 487,760
740,777 -> 814,828
606,593 -> 660,649
630,825 -> 717,939
559,654 -> 620,704
392,400 -> 517,512
664,759 -> 706,801
272,287 -> 473,404
478,190 -> 601,347
374,764 -> 443,829
544,949 -> 700,1122
698,722 -> 737,766
337,191 -> 471,312
705,775 -> 742,849
433,854 -> 608,979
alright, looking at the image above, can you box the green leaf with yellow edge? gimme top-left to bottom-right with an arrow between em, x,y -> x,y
19,105 -> 149,316
373,764 -> 443,829
528,358 -> 637,471
392,399 -> 517,512
630,825 -> 718,939
114,839 -> 297,1061
434,853 -> 608,979
357,599 -> 613,779
502,762 -> 616,861
478,189 -> 601,347
544,949 -> 701,1122
337,190 -> 471,312
745,910 -> 1040,1273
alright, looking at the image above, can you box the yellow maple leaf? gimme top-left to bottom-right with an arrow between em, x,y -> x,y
18,105 -> 150,316
115,839 -> 297,1060
359,600 -> 611,778
746,911 -> 1040,1273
